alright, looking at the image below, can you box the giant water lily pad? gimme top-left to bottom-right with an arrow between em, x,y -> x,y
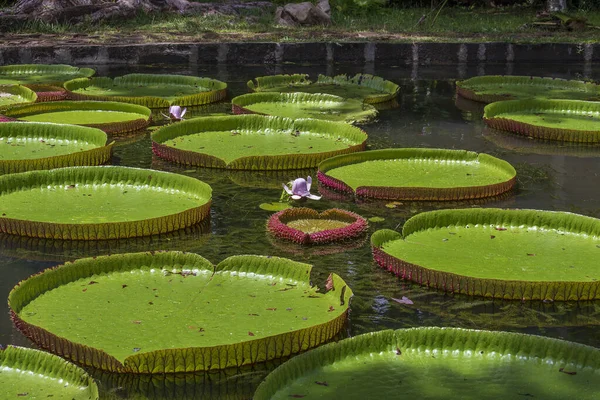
232,92 -> 378,124
0,122 -> 113,174
0,166 -> 211,240
318,148 -> 516,201
254,327 -> 600,400
247,74 -> 400,104
0,64 -> 95,86
371,208 -> 600,301
152,115 -> 367,170
64,74 -> 228,108
484,99 -> 600,143
268,207 -> 368,245
0,85 -> 37,110
9,251 -> 353,373
456,75 -> 600,103
2,101 -> 152,135
0,345 -> 99,399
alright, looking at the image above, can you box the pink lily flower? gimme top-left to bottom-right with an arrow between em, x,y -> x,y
162,105 -> 187,121
283,176 -> 321,200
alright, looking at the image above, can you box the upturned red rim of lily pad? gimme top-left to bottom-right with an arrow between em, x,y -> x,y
267,207 -> 368,245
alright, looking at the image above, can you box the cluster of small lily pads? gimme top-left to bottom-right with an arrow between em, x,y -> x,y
0,64 -> 599,399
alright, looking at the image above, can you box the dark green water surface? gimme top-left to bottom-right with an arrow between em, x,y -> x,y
1,63 -> 600,399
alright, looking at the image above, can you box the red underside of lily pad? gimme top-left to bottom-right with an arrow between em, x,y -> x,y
267,207 -> 368,245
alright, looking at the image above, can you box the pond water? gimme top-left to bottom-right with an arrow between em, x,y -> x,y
1,62 -> 600,399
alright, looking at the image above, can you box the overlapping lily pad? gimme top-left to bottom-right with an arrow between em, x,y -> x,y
456,75 -> 600,103
232,92 -> 378,124
318,148 -> 516,201
0,64 -> 95,86
254,327 -> 600,400
372,208 -> 600,301
26,84 -> 69,102
9,251 -> 353,373
0,85 -> 37,110
2,101 -> 152,134
483,99 -> 600,143
268,207 -> 368,245
247,74 -> 399,104
64,74 -> 228,108
0,345 -> 99,399
152,115 -> 367,170
0,166 -> 212,240
0,122 -> 113,174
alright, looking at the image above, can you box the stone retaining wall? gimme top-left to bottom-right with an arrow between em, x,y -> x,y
0,42 -> 596,66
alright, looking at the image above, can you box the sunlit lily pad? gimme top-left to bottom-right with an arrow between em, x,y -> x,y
232,92 -> 378,124
0,64 -> 95,86
484,99 -> 600,143
456,75 -> 600,103
372,208 -> 600,301
9,251 -> 353,373
254,327 -> 600,400
2,101 -> 152,135
0,166 -> 212,240
0,345 -> 99,399
0,122 -> 113,174
0,85 -> 37,111
259,202 -> 292,212
65,74 -> 228,108
318,148 -> 516,201
268,207 -> 368,245
152,115 -> 367,170
247,74 -> 399,104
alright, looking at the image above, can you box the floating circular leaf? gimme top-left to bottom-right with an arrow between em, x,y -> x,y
64,74 -> 228,108
318,148 -> 516,201
0,166 -> 212,240
456,75 -> 600,103
0,85 -> 37,111
484,99 -> 600,143
2,101 -> 152,135
254,327 -> 600,400
232,92 -> 378,124
0,122 -> 113,174
247,74 -> 400,104
152,115 -> 367,170
268,207 -> 368,245
9,251 -> 353,373
0,64 -> 95,85
259,202 -> 292,212
26,84 -> 69,102
371,208 -> 600,301
0,345 -> 99,399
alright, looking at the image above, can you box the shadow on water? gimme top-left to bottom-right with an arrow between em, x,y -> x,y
2,63 -> 600,398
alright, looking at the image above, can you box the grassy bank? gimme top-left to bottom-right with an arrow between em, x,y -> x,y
2,7 -> 600,44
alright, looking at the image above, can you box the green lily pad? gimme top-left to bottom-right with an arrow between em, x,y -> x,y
247,74 -> 399,104
152,115 -> 367,170
254,327 -> 600,400
484,99 -> 600,143
0,85 -> 37,110
0,166 -> 212,240
318,148 -> 516,201
64,74 -> 228,108
0,345 -> 99,399
456,75 -> 600,103
372,208 -> 600,301
9,251 -> 353,373
259,202 -> 292,212
0,64 -> 95,86
2,101 -> 152,135
232,92 -> 378,124
0,122 -> 113,174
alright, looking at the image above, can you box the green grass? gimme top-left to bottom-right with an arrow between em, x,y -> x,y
3,6 -> 600,43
